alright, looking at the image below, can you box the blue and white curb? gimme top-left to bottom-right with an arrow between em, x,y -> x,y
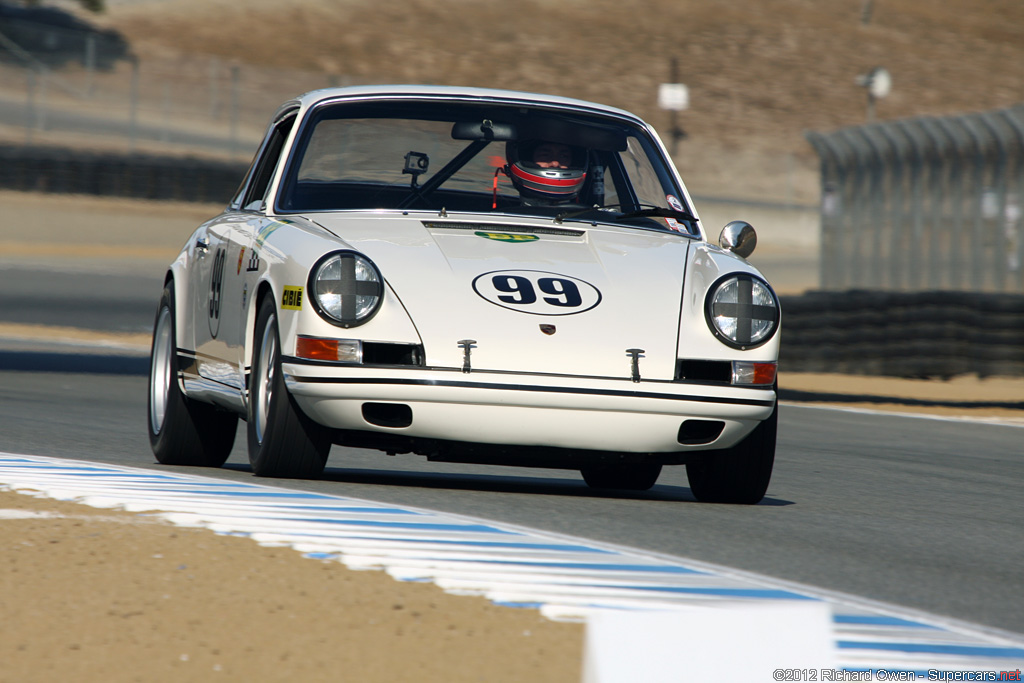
1,453 -> 1022,680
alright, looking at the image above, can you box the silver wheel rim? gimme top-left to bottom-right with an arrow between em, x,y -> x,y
149,306 -> 173,435
254,313 -> 277,445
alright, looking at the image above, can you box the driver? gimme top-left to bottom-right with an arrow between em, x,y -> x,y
505,139 -> 588,204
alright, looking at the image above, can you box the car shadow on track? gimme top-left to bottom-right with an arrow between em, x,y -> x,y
220,462 -> 794,506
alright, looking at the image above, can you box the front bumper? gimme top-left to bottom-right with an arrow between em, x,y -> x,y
283,362 -> 775,454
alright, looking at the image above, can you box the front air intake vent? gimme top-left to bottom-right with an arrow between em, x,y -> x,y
362,403 -> 413,428
362,343 -> 424,366
676,360 -> 731,383
423,221 -> 585,237
678,420 -> 725,445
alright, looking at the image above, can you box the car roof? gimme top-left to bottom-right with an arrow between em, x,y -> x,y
288,85 -> 645,124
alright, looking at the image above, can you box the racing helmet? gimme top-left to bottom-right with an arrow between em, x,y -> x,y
506,139 -> 588,201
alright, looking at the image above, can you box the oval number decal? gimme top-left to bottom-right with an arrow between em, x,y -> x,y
472,270 -> 602,316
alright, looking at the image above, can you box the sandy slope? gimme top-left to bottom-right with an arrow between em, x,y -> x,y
0,489 -> 582,683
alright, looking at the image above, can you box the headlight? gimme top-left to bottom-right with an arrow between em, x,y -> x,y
308,251 -> 383,327
704,273 -> 779,349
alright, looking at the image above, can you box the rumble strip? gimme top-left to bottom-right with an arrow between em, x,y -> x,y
1,453 -> 1021,679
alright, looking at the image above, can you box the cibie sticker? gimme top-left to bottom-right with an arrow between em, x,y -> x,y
281,286 -> 303,310
665,194 -> 686,232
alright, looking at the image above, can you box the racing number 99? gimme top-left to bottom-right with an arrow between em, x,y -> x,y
493,275 -> 582,308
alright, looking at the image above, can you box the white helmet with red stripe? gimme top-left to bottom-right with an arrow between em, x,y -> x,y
506,139 -> 587,201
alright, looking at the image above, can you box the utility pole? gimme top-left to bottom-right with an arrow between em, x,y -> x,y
658,57 -> 688,156
860,0 -> 875,25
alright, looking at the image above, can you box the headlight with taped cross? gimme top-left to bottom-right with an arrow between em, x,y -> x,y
704,273 -> 779,350
308,251 -> 384,328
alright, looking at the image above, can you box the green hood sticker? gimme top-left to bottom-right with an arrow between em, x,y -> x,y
475,231 -> 539,243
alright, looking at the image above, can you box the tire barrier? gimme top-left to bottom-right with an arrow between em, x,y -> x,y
0,144 -> 247,204
779,290 -> 1024,379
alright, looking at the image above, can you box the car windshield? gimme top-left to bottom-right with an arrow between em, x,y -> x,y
277,99 -> 696,234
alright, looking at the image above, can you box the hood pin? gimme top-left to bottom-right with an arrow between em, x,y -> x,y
457,339 -> 477,373
626,348 -> 645,383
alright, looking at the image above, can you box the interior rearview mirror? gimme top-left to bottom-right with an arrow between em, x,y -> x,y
451,120 -> 517,141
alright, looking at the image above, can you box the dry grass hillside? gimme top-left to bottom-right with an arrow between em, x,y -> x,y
86,0 -> 1024,201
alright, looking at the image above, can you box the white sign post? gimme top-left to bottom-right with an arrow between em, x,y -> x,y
658,83 -> 689,111
658,82 -> 688,155
856,66 -> 891,122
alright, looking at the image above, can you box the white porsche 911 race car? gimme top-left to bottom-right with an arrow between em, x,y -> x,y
147,85 -> 781,503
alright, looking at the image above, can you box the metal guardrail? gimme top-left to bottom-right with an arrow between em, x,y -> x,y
0,143 -> 245,203
806,104 -> 1024,294
0,10 -> 313,158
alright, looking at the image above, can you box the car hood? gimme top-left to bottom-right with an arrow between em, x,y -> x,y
310,213 -> 691,380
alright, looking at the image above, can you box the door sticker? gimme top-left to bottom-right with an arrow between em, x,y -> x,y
246,249 -> 260,272
208,247 -> 227,338
472,270 -> 601,316
256,220 -> 289,247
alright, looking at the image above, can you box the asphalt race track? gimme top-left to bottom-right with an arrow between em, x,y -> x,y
1,262 -> 1022,643
0,363 -> 1021,639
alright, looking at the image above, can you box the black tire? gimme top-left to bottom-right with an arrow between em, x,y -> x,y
147,282 -> 237,467
581,463 -> 662,491
685,399 -> 777,504
247,294 -> 331,478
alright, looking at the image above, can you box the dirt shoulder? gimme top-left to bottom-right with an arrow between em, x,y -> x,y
0,488 -> 582,683
0,190 -> 218,276
779,372 -> 1024,424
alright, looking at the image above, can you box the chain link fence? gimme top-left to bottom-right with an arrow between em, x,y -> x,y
0,10 -> 350,160
806,104 -> 1024,294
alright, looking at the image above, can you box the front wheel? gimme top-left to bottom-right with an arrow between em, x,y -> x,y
247,295 -> 331,478
147,282 -> 237,467
581,463 -> 662,491
685,400 -> 777,504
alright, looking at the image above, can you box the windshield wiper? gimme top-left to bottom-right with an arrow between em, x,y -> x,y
554,203 -> 698,225
616,206 -> 699,223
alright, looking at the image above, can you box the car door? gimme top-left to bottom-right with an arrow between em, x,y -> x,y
190,214 -> 246,395
229,111 -> 299,392
190,108 -> 297,401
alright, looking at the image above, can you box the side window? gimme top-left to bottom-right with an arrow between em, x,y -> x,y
229,151 -> 262,209
239,113 -> 296,211
617,137 -> 667,208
